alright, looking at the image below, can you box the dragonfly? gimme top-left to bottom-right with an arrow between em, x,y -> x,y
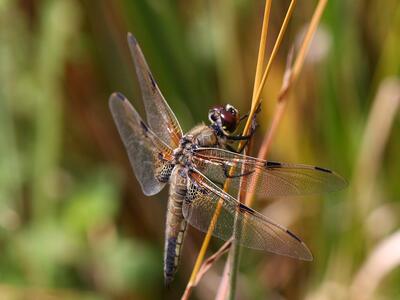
109,33 -> 347,286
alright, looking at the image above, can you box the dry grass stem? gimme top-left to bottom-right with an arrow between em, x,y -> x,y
215,257 -> 231,300
246,0 -> 328,207
251,0 -> 272,102
182,0 -> 328,298
224,1 -> 273,298
246,0 -> 297,125
182,2 -> 275,298
194,239 -> 233,286
204,0 -> 328,288
214,0 -> 299,298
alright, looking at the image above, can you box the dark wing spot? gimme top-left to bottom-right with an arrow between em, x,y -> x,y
286,229 -> 302,243
115,92 -> 125,101
315,166 -> 332,173
266,161 -> 282,168
239,203 -> 256,214
140,121 -> 149,133
148,72 -> 157,90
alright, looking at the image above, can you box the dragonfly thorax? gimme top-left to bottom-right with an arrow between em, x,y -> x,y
173,136 -> 197,167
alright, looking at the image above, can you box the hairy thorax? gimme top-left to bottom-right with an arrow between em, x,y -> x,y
173,124 -> 222,167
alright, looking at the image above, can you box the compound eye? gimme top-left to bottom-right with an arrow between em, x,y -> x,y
221,111 -> 239,133
225,104 -> 238,116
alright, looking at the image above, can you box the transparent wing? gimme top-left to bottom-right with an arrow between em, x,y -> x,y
193,148 -> 347,198
109,92 -> 174,196
183,170 -> 312,260
127,33 -> 183,148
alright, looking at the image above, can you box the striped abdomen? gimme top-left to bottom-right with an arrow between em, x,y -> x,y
164,167 -> 188,286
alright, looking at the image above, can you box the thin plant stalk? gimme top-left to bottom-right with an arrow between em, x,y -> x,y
252,0 -> 273,102
227,1 -> 272,298
243,0 -> 297,135
194,239 -> 233,286
225,0 -> 297,298
245,0 -> 328,207
182,2 -> 273,297
183,0 -> 327,298
196,0 -> 329,295
182,1 -> 296,298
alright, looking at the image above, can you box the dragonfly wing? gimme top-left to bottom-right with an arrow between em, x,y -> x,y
193,148 -> 347,198
183,169 -> 313,260
127,33 -> 183,148
109,92 -> 174,196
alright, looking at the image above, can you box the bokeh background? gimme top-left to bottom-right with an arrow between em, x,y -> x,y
1,0 -> 400,299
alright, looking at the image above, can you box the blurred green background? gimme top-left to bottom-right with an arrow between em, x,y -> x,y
1,0 -> 400,299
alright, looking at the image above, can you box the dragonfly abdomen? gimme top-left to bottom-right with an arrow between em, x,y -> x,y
164,167 -> 188,286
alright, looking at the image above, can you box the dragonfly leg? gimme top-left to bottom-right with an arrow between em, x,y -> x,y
225,103 -> 260,153
238,102 -> 261,131
235,140 -> 249,153
225,131 -> 253,153
226,134 -> 252,141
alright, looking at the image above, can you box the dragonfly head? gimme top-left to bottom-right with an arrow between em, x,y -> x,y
208,104 -> 240,134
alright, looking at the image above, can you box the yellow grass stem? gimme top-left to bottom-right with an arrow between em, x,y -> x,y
192,1 -> 329,292
245,0 -> 328,208
225,2 -> 273,299
252,0 -> 272,102
227,3 -> 328,297
182,2 -> 274,298
244,0 -> 297,131
182,0 -> 319,297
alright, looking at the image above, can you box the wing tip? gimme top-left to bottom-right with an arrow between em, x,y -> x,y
285,229 -> 314,261
109,92 -> 129,114
127,32 -> 137,46
328,171 -> 348,192
314,166 -> 349,191
338,177 -> 349,191
300,243 -> 314,261
109,92 -> 126,104
304,255 -> 314,261
338,173 -> 349,188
